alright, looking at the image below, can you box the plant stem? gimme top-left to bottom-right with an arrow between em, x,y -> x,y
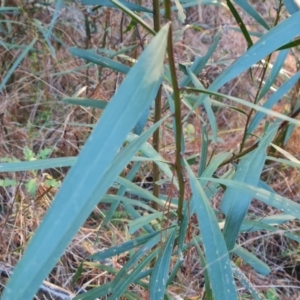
165,0 -> 185,221
152,0 -> 161,206
98,9 -> 110,81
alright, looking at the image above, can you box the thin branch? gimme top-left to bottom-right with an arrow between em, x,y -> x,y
165,0 -> 185,221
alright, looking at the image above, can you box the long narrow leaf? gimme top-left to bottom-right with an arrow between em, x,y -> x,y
179,29 -> 221,88
102,162 -> 140,226
81,0 -> 153,13
74,282 -> 112,300
198,124 -> 208,176
34,19 -> 56,58
283,0 -> 300,14
0,38 -> 37,93
109,250 -> 158,299
231,263 -> 262,300
184,159 -> 237,300
241,214 -> 295,231
0,157 -> 76,172
186,68 -> 218,142
63,98 -> 108,109
126,131 -> 178,189
0,154 -> 166,173
194,236 -> 214,300
116,176 -> 171,208
205,179 -> 300,220
0,7 -> 21,13
234,0 -> 270,30
267,156 -> 300,169
241,219 -> 300,243
257,49 -> 288,102
248,69 -> 300,134
184,87 -> 300,127
111,0 -> 155,35
89,231 -> 160,261
226,0 -> 253,48
150,227 -> 177,300
101,194 -> 157,213
2,24 -> 169,300
69,48 -> 130,74
233,246 -> 270,275
109,232 -> 169,295
221,126 -> 278,252
129,212 -> 163,234
209,11 -> 300,91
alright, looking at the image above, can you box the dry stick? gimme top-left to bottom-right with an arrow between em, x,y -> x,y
152,0 -> 161,208
164,0 -> 185,222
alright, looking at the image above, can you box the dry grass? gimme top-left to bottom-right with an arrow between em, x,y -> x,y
1,0 -> 300,298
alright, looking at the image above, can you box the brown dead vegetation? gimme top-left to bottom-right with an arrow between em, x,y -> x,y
0,0 -> 300,298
